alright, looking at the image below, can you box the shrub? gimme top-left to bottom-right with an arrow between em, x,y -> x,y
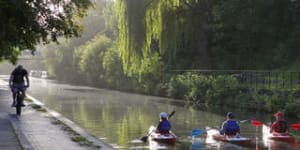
284,103 -> 300,117
167,74 -> 189,99
206,75 -> 240,105
185,74 -> 211,103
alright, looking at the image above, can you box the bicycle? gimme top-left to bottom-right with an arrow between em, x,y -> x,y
15,88 -> 26,116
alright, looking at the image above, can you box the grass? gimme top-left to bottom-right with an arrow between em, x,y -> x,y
24,97 -> 33,102
51,119 -> 62,125
51,117 -> 101,148
25,97 -> 102,149
71,136 -> 87,142
30,104 -> 47,112
36,108 -> 47,112
31,104 -> 42,109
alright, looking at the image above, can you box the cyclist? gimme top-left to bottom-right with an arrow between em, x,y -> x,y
9,65 -> 29,107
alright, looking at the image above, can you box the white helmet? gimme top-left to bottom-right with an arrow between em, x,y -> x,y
160,112 -> 168,118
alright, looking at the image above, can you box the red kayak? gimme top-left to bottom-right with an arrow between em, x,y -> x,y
207,129 -> 251,144
263,124 -> 295,143
148,126 -> 177,145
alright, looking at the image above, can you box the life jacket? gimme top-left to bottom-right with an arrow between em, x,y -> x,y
224,120 -> 239,135
158,120 -> 171,133
274,120 -> 288,133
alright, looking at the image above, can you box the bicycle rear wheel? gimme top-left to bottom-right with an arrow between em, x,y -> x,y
16,94 -> 22,115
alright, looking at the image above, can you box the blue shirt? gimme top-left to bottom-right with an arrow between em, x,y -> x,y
219,119 -> 240,135
157,120 -> 171,133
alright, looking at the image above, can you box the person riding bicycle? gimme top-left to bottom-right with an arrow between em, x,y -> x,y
9,65 -> 29,107
219,112 -> 240,136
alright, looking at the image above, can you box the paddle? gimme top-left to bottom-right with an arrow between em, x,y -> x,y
191,129 -> 207,137
140,110 -> 176,142
291,124 -> 300,131
251,120 -> 263,127
251,119 -> 262,149
290,124 -> 300,141
239,119 -> 250,123
191,119 -> 250,137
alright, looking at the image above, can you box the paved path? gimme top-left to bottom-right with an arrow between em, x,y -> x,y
0,113 -> 22,150
0,78 -> 113,150
0,81 -> 23,150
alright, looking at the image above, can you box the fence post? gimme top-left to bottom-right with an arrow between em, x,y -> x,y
269,72 -> 271,89
255,71 -> 257,89
282,72 -> 285,89
276,72 -> 278,89
250,72 -> 253,88
262,72 -> 265,88
298,72 -> 300,85
290,72 -> 293,89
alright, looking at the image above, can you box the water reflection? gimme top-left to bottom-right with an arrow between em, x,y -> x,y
26,77 -> 298,149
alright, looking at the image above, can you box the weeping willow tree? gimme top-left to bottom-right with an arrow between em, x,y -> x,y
145,0 -> 214,69
116,0 -> 214,77
116,0 -> 147,76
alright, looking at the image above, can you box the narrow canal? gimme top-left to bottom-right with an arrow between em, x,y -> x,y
26,77 -> 299,149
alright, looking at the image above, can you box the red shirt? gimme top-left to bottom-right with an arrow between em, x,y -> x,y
271,120 -> 288,133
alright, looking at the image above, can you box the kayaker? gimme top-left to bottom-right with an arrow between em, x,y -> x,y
270,111 -> 289,136
156,112 -> 171,134
219,112 -> 240,136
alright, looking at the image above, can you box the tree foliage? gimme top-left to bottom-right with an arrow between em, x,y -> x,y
212,0 -> 300,69
117,0 -> 300,72
116,0 -> 216,76
115,0 -> 149,75
0,0 -> 93,63
75,34 -> 111,85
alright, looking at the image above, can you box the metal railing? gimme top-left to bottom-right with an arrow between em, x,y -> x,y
171,70 -> 300,90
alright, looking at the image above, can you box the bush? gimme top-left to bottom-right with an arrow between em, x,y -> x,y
185,74 -> 211,103
234,92 -> 254,108
166,72 -> 300,115
167,74 -> 189,99
284,103 -> 300,117
167,73 -> 243,105
206,75 -> 240,105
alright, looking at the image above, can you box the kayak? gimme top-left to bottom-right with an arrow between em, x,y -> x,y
208,129 -> 251,144
148,126 -> 177,145
262,124 -> 295,143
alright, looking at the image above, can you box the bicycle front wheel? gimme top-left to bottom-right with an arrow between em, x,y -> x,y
16,95 -> 22,115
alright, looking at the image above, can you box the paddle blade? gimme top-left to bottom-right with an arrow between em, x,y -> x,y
251,120 -> 262,127
168,110 -> 176,119
140,135 -> 148,142
191,129 -> 206,136
239,120 -> 249,123
291,124 -> 300,131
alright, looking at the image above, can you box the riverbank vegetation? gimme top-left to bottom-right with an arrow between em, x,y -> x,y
40,0 -> 300,117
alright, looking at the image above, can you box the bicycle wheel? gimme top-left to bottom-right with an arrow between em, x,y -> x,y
16,93 -> 22,115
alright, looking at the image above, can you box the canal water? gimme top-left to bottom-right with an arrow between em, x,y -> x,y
25,77 -> 299,149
